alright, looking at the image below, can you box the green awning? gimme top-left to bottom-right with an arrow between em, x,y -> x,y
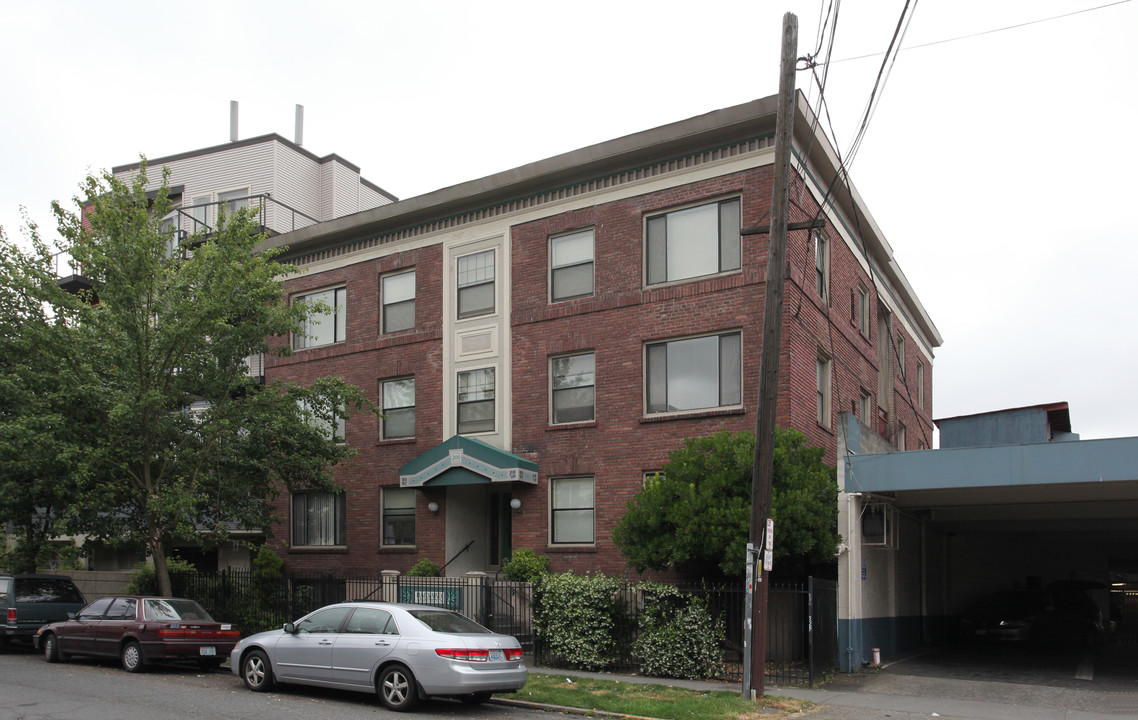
399,435 -> 538,488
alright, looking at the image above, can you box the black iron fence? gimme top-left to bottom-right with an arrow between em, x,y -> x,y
168,570 -> 834,687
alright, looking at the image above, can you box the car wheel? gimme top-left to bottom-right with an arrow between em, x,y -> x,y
121,640 -> 145,673
460,692 -> 493,705
43,633 -> 62,663
242,650 -> 274,692
378,664 -> 419,712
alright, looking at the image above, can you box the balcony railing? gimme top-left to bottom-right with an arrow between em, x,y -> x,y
174,193 -> 320,238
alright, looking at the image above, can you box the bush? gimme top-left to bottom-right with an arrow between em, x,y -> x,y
632,583 -> 724,679
125,556 -> 197,595
534,573 -> 622,671
406,558 -> 441,577
501,548 -> 549,583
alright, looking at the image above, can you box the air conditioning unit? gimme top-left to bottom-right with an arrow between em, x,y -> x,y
861,501 -> 897,549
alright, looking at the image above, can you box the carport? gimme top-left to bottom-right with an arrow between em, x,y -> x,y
835,409 -> 1138,673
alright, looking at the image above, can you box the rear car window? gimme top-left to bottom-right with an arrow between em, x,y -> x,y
13,578 -> 85,603
143,599 -> 214,622
407,609 -> 491,634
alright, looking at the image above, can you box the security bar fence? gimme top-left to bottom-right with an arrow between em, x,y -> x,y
167,570 -> 837,687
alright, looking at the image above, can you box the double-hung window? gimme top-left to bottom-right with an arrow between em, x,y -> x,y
293,287 -> 346,349
292,491 -> 346,546
218,187 -> 250,216
190,194 -> 211,233
646,198 -> 740,285
299,398 -> 345,443
896,335 -> 906,378
814,230 -> 828,301
917,362 -> 926,409
457,250 -> 495,318
551,229 -> 594,301
551,352 -> 595,424
855,284 -> 870,337
816,354 -> 832,427
381,488 -> 415,547
646,332 -> 741,414
381,377 -> 415,439
457,368 -> 495,434
382,270 -> 415,333
551,476 -> 594,544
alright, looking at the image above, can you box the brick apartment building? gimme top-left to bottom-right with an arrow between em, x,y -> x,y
258,93 -> 941,578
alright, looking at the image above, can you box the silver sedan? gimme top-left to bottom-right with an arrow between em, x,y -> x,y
230,602 -> 527,711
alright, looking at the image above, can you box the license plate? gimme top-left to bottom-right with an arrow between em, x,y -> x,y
489,650 -> 505,661
199,646 -> 216,656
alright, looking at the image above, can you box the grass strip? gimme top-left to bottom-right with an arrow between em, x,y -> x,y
510,671 -> 812,719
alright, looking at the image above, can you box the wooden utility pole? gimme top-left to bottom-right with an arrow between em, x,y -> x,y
743,11 -> 797,701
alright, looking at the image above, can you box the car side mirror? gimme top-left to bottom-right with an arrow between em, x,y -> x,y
67,612 -> 76,620
283,622 -> 297,634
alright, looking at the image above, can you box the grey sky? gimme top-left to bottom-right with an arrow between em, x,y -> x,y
2,0 -> 1134,440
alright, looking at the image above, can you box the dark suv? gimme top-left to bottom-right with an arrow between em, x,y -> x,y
1,574 -> 87,649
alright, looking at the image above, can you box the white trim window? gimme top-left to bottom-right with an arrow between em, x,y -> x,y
292,491 -> 346,547
457,250 -> 495,319
381,488 -> 416,547
859,390 -> 872,423
816,354 -> 832,428
293,287 -> 347,349
646,332 -> 741,414
917,362 -> 926,409
190,194 -> 211,233
551,476 -> 594,545
646,198 -> 740,285
551,352 -> 595,424
298,398 -> 346,444
218,186 -> 250,216
381,377 -> 415,440
457,367 -> 495,434
855,284 -> 870,338
896,335 -> 906,378
551,229 -> 594,301
382,270 -> 416,333
814,230 -> 828,301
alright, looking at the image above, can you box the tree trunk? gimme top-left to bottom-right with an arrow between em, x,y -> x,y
150,530 -> 173,597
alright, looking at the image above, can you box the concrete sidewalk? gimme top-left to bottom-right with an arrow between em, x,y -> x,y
524,665 -> 1138,719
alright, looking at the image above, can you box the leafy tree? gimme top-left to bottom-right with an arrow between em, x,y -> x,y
612,428 -> 840,580
0,223 -> 96,572
35,162 -> 374,595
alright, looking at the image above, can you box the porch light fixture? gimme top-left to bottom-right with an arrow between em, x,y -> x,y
427,501 -> 439,514
509,498 -> 522,512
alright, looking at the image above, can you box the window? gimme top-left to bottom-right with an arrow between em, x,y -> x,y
896,335 -> 906,378
190,194 -> 211,232
382,488 -> 415,547
551,229 -> 594,301
457,249 -> 495,318
292,491 -> 346,546
647,198 -> 740,285
382,270 -> 415,333
105,597 -> 137,620
859,390 -> 872,422
295,606 -> 351,633
299,398 -> 345,443
293,286 -> 347,349
896,423 -> 907,451
381,377 -> 415,439
79,597 -> 114,620
816,354 -> 832,427
345,607 -> 396,634
551,352 -> 595,424
218,187 -> 250,216
855,284 -> 869,337
457,367 -> 495,434
917,362 -> 925,409
814,230 -> 828,300
646,332 -> 741,414
551,476 -> 594,544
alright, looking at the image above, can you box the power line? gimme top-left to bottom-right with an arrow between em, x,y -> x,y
829,0 -> 1132,65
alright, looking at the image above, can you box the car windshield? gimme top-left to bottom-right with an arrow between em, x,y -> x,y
407,609 -> 491,634
143,598 -> 213,622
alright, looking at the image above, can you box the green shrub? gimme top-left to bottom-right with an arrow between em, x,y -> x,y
534,573 -> 621,671
501,548 -> 549,583
632,582 -> 724,679
125,556 -> 197,595
406,557 -> 441,577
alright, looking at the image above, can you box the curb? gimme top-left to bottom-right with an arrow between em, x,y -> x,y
492,696 -> 667,720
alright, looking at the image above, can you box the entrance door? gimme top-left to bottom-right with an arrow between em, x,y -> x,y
489,493 -> 513,570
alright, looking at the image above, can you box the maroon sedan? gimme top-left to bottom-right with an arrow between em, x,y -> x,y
35,596 -> 240,672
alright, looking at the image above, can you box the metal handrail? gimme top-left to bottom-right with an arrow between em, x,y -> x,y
176,193 -> 320,237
